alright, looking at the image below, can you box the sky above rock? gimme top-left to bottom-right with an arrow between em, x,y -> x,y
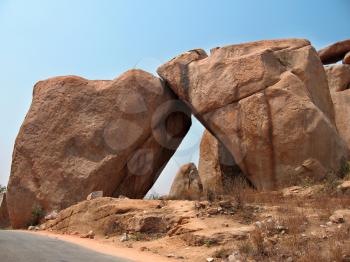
0,0 -> 349,194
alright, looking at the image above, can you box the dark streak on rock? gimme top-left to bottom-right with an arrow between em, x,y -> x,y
262,90 -> 277,189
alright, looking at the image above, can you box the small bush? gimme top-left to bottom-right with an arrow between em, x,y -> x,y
31,204 -> 44,226
145,191 -> 160,200
203,238 -> 218,247
238,240 -> 254,255
130,232 -> 148,241
0,185 -> 6,193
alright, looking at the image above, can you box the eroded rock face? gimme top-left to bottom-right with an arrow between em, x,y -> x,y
325,64 -> 350,149
7,69 -> 191,228
169,163 -> 203,200
318,39 -> 350,64
198,130 -> 244,196
0,193 -> 10,228
158,39 -> 349,190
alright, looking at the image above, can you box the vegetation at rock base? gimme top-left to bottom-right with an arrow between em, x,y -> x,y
30,204 -> 44,226
0,185 -> 6,193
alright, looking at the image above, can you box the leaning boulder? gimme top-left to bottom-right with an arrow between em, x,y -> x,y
198,130 -> 245,197
325,64 -> 350,149
169,163 -> 203,200
158,39 -> 349,190
318,39 -> 350,64
7,69 -> 191,228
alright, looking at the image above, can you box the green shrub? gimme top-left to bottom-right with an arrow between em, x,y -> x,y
0,185 -> 6,193
31,204 -> 44,226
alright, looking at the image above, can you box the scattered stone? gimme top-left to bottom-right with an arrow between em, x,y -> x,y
28,226 -> 36,231
282,185 -> 323,198
120,233 -> 129,242
337,181 -> 350,195
118,195 -> 129,199
219,200 -> 233,209
127,215 -> 168,233
326,221 -> 333,227
228,251 -> 242,262
286,257 -> 293,262
329,209 -> 350,224
44,210 -> 58,221
140,246 -> 149,252
255,221 -> 262,229
81,230 -> 95,239
207,208 -> 219,216
206,258 -> 214,262
86,191 -> 103,201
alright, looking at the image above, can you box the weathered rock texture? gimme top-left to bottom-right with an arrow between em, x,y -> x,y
325,64 -> 350,149
7,69 -> 191,228
318,39 -> 350,64
44,198 -> 173,235
198,130 -> 245,196
169,163 -> 203,200
0,193 -> 10,228
344,52 -> 350,65
158,39 -> 349,190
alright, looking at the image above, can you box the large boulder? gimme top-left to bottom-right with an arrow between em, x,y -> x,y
198,130 -> 245,197
0,193 -> 10,228
318,39 -> 350,64
7,69 -> 191,228
169,163 -> 203,200
325,64 -> 350,149
158,39 -> 349,190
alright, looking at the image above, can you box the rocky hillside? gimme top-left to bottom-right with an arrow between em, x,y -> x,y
35,177 -> 350,262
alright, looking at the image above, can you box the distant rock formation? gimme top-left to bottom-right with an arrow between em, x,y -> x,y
6,69 -> 191,228
325,64 -> 350,150
158,39 -> 349,190
169,163 -> 203,200
198,130 -> 246,197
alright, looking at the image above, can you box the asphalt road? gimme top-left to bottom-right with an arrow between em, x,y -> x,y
0,230 -> 133,262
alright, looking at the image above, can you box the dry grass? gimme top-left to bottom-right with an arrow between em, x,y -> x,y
224,175 -> 350,262
212,247 -> 232,259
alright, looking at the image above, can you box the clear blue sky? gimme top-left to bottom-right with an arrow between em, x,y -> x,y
0,0 -> 349,194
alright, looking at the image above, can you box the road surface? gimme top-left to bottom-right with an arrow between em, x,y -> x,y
0,230 -> 133,262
